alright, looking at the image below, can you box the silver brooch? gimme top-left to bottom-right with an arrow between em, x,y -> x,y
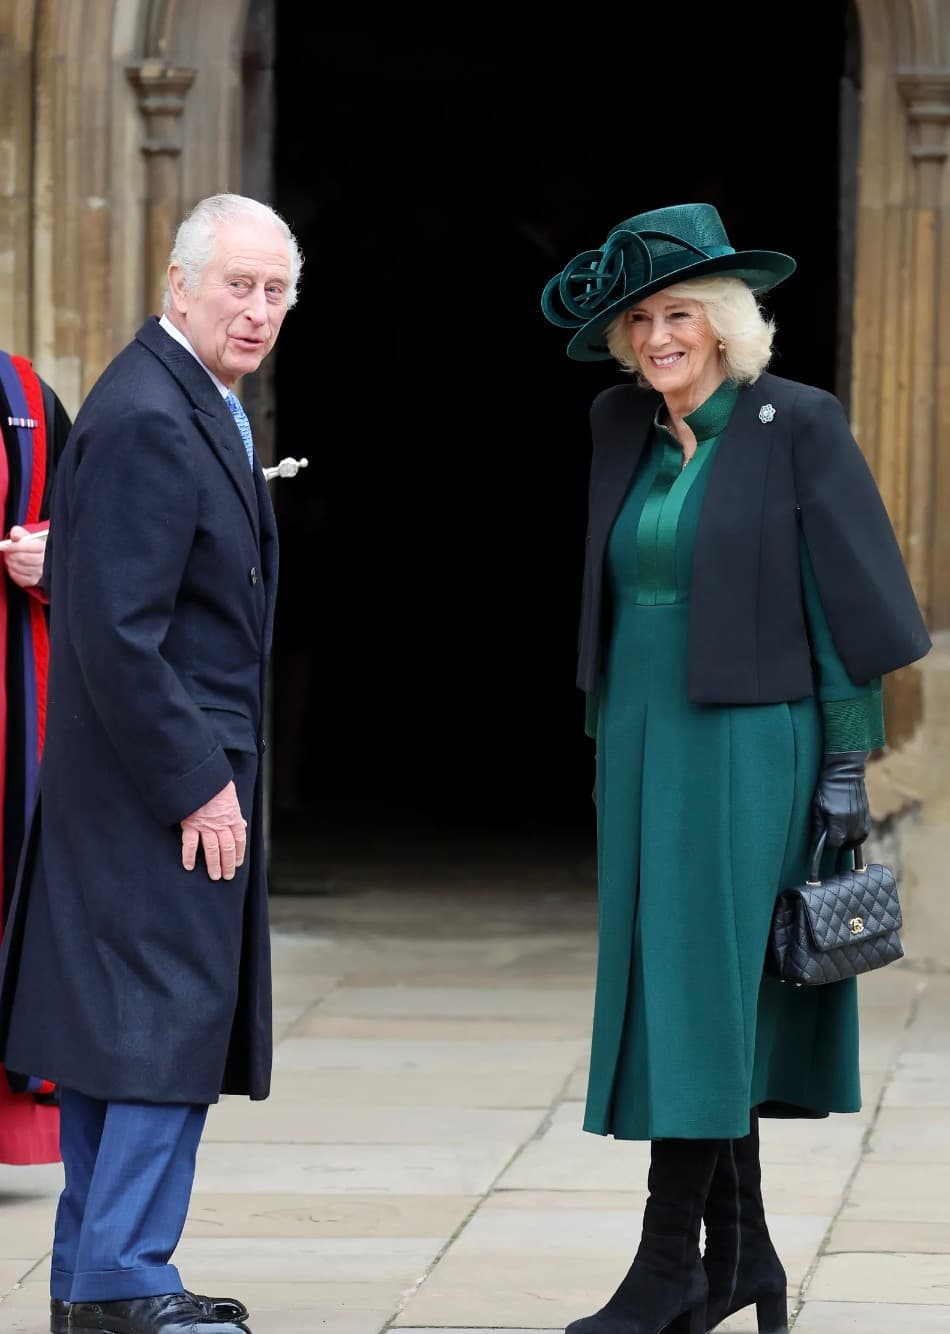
759,403 -> 776,424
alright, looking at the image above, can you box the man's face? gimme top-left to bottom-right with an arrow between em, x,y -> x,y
168,217 -> 292,387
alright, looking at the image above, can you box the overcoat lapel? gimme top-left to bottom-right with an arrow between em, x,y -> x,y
688,380 -> 777,698
135,319 -> 260,543
252,463 -> 279,650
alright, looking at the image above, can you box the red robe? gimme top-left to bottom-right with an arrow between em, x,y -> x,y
0,353 -> 69,1164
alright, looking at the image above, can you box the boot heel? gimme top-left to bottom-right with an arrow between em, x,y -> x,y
756,1290 -> 788,1334
664,1305 -> 705,1334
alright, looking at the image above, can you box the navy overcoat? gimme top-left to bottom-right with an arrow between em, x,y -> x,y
0,317 -> 279,1103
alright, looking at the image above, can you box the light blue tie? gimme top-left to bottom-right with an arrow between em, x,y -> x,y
225,391 -> 255,469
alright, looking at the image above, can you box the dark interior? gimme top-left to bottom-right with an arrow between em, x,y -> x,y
268,14 -> 853,861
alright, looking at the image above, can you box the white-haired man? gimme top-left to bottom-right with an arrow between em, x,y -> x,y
0,194 -> 303,1334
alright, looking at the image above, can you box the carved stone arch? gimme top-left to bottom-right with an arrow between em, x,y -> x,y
853,0 -> 950,963
853,0 -> 950,627
893,0 -> 950,64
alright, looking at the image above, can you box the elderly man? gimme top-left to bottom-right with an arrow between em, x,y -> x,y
0,194 -> 302,1334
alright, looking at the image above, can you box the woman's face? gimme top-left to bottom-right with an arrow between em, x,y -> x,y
622,291 -> 722,408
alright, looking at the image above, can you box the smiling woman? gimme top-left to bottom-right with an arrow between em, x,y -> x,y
617,295 -> 721,463
540,200 -> 931,1334
606,278 -> 779,467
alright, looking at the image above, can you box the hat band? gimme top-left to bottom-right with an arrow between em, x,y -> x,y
541,228 -> 736,330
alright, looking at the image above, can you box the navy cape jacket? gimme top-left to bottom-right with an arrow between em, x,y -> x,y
577,372 -> 931,704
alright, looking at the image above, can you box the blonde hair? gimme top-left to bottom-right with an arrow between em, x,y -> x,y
604,275 -> 775,384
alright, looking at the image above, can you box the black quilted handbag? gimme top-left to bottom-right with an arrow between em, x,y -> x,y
765,832 -> 904,986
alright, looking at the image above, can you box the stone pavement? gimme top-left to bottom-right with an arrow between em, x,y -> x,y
1,835 -> 949,1333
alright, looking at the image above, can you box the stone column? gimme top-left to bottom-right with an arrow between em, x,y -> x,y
0,0 -> 37,357
125,61 -> 196,317
884,68 -> 950,967
896,69 -> 950,623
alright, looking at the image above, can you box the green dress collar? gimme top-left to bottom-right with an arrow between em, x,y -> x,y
654,378 -> 740,442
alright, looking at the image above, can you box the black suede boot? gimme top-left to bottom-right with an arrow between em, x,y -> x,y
565,1138 -> 719,1334
702,1112 -> 787,1333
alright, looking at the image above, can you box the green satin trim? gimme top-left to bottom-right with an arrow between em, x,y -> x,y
635,380 -> 739,606
634,434 -> 715,605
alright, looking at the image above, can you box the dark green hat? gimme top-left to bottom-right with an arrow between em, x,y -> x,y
541,202 -> 796,362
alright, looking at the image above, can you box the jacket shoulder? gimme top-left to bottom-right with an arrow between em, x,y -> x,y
755,372 -> 847,423
589,382 -> 657,438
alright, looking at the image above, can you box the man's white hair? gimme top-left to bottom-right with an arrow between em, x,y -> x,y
163,193 -> 303,312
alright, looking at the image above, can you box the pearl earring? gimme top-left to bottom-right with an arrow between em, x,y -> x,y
717,341 -> 726,352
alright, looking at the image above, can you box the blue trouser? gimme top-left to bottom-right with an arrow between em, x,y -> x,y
50,1087 -> 208,1302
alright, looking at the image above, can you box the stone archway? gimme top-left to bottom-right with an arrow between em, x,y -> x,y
7,1 -> 945,556
1,0 -> 949,944
847,1 -> 950,962
853,0 -> 950,632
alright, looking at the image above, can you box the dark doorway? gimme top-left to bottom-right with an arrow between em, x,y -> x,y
268,17 -> 851,863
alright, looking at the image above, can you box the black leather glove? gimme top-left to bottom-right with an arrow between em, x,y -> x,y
812,750 -> 871,849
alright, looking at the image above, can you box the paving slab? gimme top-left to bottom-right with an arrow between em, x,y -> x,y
882,1057 -> 950,1108
0,1167 -> 62,1199
564,1070 -> 589,1099
0,1286 -> 55,1334
265,1068 -> 569,1108
827,1218 -> 950,1252
185,1193 -> 478,1238
273,1037 -> 586,1074
806,1250 -> 950,1303
172,1235 -> 445,1284
793,1301 -> 950,1331
0,874 -> 947,1334
192,1140 -> 521,1195
312,987 -> 593,1021
0,1197 -> 61,1261
842,1160 -> 950,1221
392,1251 -> 644,1327
288,1015 -> 595,1041
203,1101 -> 546,1146
208,1312 -> 389,1334
0,1268 -> 30,1302
865,1106 -> 950,1161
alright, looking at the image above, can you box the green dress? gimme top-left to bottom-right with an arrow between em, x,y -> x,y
586,380 -> 885,1141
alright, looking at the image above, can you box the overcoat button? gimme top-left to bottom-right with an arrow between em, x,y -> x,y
249,566 -> 258,585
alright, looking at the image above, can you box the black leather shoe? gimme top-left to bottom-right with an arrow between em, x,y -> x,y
54,1291 -> 249,1334
50,1297 -> 70,1333
185,1292 -> 249,1323
67,1292 -> 250,1332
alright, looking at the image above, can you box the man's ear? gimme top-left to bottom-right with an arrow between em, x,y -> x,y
167,264 -> 189,314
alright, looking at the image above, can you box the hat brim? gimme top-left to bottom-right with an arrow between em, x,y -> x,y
565,250 -> 797,362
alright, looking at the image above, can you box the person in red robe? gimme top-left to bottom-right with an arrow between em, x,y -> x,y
0,350 -> 71,1165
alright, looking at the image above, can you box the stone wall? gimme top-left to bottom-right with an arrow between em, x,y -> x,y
1,0 -> 948,948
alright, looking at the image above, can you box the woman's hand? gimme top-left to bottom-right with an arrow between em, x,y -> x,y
3,525 -> 47,588
812,750 -> 871,848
